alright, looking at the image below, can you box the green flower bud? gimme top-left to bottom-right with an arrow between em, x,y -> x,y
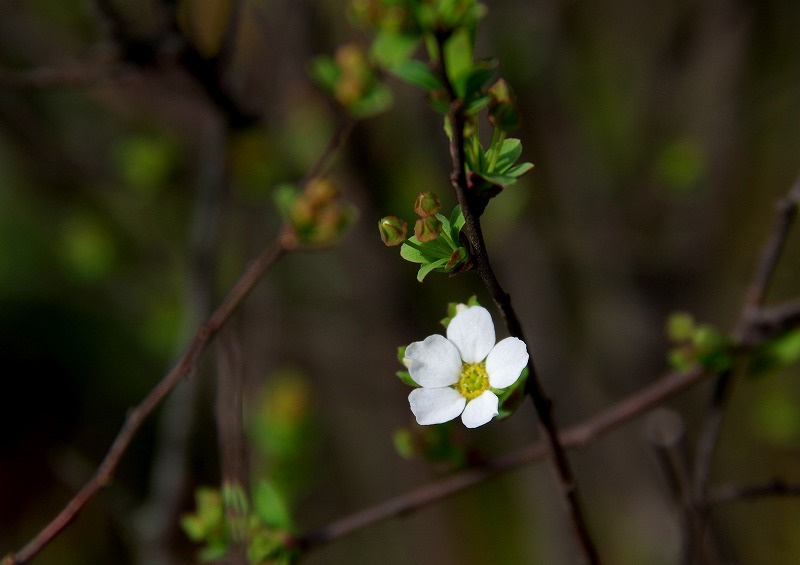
413,191 -> 441,217
414,215 -> 442,243
378,215 -> 408,246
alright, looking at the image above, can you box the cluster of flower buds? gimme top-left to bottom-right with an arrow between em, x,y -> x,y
278,178 -> 355,248
412,191 -> 442,242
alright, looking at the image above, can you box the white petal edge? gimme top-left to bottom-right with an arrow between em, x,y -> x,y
405,334 -> 462,388
485,337 -> 529,389
446,306 -> 495,363
461,390 -> 499,428
409,387 -> 466,425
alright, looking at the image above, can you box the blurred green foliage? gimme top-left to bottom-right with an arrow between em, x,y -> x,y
1,0 -> 800,564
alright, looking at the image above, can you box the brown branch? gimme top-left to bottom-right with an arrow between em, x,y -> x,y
693,176 -> 800,502
0,59 -> 129,89
2,241 -> 288,565
298,364 -> 707,551
433,33 -> 599,564
708,478 -> 800,504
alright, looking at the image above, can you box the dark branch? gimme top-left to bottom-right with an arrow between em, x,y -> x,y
433,33 -> 599,565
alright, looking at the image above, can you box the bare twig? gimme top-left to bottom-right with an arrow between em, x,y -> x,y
132,118 -> 226,565
709,478 -> 800,504
0,59 -> 128,89
2,241 -> 287,565
693,177 -> 800,504
433,33 -> 599,564
216,330 -> 249,565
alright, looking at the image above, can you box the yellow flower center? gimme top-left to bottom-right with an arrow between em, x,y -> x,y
455,362 -> 490,400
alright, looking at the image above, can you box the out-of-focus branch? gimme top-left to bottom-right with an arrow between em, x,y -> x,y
709,479 -> 800,504
132,118 -> 226,565
1,240 -> 288,565
0,59 -> 128,88
693,177 -> 800,503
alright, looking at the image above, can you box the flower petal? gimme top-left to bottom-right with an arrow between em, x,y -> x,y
461,390 -> 499,428
409,387 -> 466,425
405,335 -> 462,388
446,306 -> 495,363
486,337 -> 529,389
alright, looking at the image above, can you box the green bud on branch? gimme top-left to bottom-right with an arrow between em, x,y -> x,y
414,215 -> 442,242
413,191 -> 441,217
378,215 -> 408,246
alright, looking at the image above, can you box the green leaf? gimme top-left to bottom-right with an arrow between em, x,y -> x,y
494,138 -> 522,169
443,27 -> 473,97
505,161 -> 534,178
308,56 -> 339,92
766,329 -> 800,365
748,329 -> 800,376
254,480 -> 293,530
396,370 -> 418,387
400,241 -> 430,263
348,83 -> 393,118
454,60 -> 497,102
389,59 -> 442,91
273,184 -> 298,220
464,93 -> 491,114
371,31 -> 421,68
449,205 -> 465,235
393,428 -> 417,459
417,257 -> 449,282
667,312 -> 696,341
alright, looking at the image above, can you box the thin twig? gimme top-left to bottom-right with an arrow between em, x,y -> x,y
132,118 -> 226,565
0,60 -> 128,89
298,364 -> 706,550
693,177 -> 800,502
433,33 -> 599,564
2,241 -> 287,565
708,479 -> 800,505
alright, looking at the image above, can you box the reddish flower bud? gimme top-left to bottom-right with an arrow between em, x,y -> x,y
414,215 -> 442,243
378,215 -> 408,246
413,191 -> 441,217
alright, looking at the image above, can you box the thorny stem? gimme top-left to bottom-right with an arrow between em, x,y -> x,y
2,241 -> 287,565
434,33 -> 600,565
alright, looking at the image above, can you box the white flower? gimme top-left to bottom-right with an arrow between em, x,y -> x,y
405,305 -> 529,428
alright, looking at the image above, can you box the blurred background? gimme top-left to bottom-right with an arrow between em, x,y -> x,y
1,0 -> 800,563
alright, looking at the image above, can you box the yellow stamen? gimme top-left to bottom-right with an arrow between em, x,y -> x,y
455,362 -> 489,400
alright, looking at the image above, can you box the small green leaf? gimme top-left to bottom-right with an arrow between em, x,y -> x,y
417,257 -> 449,281
400,241 -> 431,263
505,162 -> 534,178
667,312 -> 695,341
494,138 -> 522,169
443,28 -> 473,96
371,31 -> 421,68
393,428 -> 417,459
464,93 -> 491,114
766,329 -> 800,365
254,480 -> 293,530
348,83 -> 393,118
396,370 -> 418,387
308,56 -> 339,91
449,205 -> 465,235
454,60 -> 497,102
389,59 -> 442,91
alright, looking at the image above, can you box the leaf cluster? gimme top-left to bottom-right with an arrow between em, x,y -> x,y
181,481 -> 297,565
